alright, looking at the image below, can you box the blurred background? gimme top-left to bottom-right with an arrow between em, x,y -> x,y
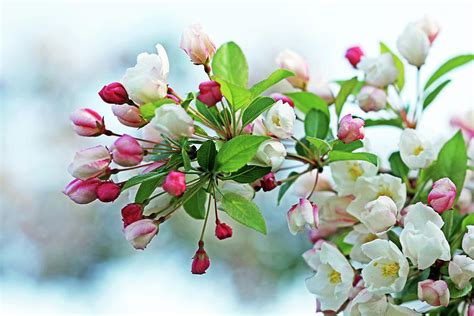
1,0 -> 473,315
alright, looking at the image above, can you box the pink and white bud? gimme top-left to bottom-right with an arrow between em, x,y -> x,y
313,81 -> 335,105
121,203 -> 143,228
345,46 -> 365,68
463,226 -> 474,258
96,181 -> 121,202
337,114 -> 365,144
180,23 -> 216,65
111,104 -> 147,128
270,93 -> 294,108
70,108 -> 105,137
287,198 -> 319,235
418,279 -> 450,307
163,171 -> 186,197
276,49 -> 310,90
260,172 -> 277,192
215,221 -> 233,240
63,178 -> 101,204
308,226 -> 338,244
165,94 -> 180,104
124,219 -> 158,250
197,81 -> 222,107
357,86 -> 387,112
361,196 -> 398,234
98,82 -> 131,105
416,16 -> 440,45
191,241 -> 210,274
451,110 -> 474,140
468,304 -> 474,316
428,178 -> 456,213
68,145 -> 111,180
111,134 -> 144,167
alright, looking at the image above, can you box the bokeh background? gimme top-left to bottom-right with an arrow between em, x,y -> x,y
1,0 -> 473,315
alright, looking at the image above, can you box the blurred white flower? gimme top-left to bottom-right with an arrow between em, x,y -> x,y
416,15 -> 440,44
357,86 -> 387,112
330,160 -> 378,196
180,23 -> 216,65
463,225 -> 474,258
151,104 -> 194,139
276,49 -> 310,89
312,191 -> 357,228
448,255 -> 474,289
397,23 -> 430,67
358,53 -> 398,87
399,129 -> 435,169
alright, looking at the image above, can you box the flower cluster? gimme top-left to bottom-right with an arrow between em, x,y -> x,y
65,17 -> 474,314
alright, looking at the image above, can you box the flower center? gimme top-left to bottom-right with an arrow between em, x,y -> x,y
272,115 -> 281,126
329,269 -> 342,284
377,187 -> 393,199
413,145 -> 424,156
364,233 -> 378,243
348,163 -> 363,181
381,262 -> 400,277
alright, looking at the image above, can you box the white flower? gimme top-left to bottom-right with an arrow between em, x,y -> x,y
357,86 -> 387,112
305,243 -> 354,312
360,239 -> 409,294
448,255 -> 474,289
180,23 -> 216,65
400,203 -> 451,269
415,15 -> 440,44
292,169 -> 319,197
263,100 -> 296,139
399,129 -> 435,169
468,141 -> 474,161
151,104 -> 194,139
252,139 -> 286,171
218,181 -> 254,201
347,174 -> 407,222
124,219 -> 158,250
397,23 -> 430,67
287,198 -> 318,235
345,224 -> 387,264
122,44 -> 169,105
276,49 -> 310,89
346,289 -> 420,316
330,160 -> 378,196
251,115 -> 268,136
312,191 -> 357,228
312,81 -> 335,104
360,196 -> 398,234
463,225 -> 474,258
358,53 -> 398,87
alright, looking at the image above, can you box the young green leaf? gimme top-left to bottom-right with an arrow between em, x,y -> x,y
214,77 -> 252,109
216,135 -> 269,173
277,171 -> 298,205
225,165 -> 272,183
122,172 -> 166,190
306,136 -> 332,155
212,42 -> 249,87
134,176 -> 161,203
195,98 -> 222,127
181,92 -> 195,110
331,140 -> 363,152
389,151 -> 409,181
221,192 -> 267,234
380,42 -> 405,91
284,92 -> 329,117
327,151 -> 379,166
241,97 -> 275,126
304,109 -> 330,139
249,69 -> 294,96
139,99 -> 176,121
197,140 -> 217,171
335,77 -> 358,118
364,117 -> 404,128
423,79 -> 451,109
424,54 -> 474,91
181,148 -> 191,171
183,188 -> 207,219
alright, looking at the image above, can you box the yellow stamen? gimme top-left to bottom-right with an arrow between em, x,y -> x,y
364,233 -> 378,243
377,188 -> 393,199
329,269 -> 342,284
348,163 -> 363,181
272,115 -> 281,126
413,145 -> 424,156
381,263 -> 400,277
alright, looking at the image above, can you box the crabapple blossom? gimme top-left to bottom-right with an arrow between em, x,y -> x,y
68,145 -> 111,180
98,82 -> 131,105
111,104 -> 147,128
337,114 -> 365,144
124,219 -> 158,250
347,289 -> 419,316
416,15 -> 440,45
399,129 -> 435,169
312,81 -> 335,104
400,203 -> 450,269
63,178 -> 101,204
312,191 -> 356,228
344,224 -> 387,264
253,139 -> 286,171
263,100 -> 295,139
259,172 -> 277,192
276,49 -> 310,90
448,255 -> 474,289
70,108 -> 105,137
360,196 -> 398,234
197,81 -> 222,107
357,86 -> 387,112
463,226 -> 474,258
122,44 -> 169,104
111,134 -> 144,167
397,23 -> 430,67
151,104 -> 194,139
215,221 -> 233,240
305,243 -> 354,312
192,241 -> 210,274
180,23 -> 216,65
270,93 -> 294,107
358,53 -> 398,87
163,171 -> 186,197
96,181 -> 121,203
345,46 -> 364,68
330,160 -> 378,196
121,203 -> 143,227
302,240 -> 332,269
287,198 -> 318,235
428,177 -> 457,213
418,279 -> 450,307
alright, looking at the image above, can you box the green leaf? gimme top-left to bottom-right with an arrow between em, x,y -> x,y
335,77 -> 358,118
181,92 -> 194,110
122,172 -> 166,190
306,136 -> 332,155
139,99 -> 176,121
214,77 -> 252,109
249,69 -> 294,96
445,278 -> 472,298
195,98 -> 222,127
225,165 -> 271,183
135,176 -> 161,203
331,140 -> 364,152
389,151 -> 409,181
241,97 -> 275,126
364,117 -> 404,128
212,42 -> 249,87
431,131 -> 467,200
424,54 -> 474,91
221,192 -> 267,234
197,140 -> 217,171
423,79 -> 451,109
183,188 -> 207,219
277,171 -> 298,205
380,42 -> 405,91
216,135 -> 269,173
461,214 -> 474,231
304,109 -> 329,139
284,92 -> 329,117
327,151 -> 379,166
181,148 -> 191,171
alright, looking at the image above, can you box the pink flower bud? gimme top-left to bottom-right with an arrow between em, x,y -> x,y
345,46 -> 364,68
111,134 -> 144,167
111,104 -> 147,128
337,114 -> 365,144
68,145 -> 112,180
270,93 -> 294,108
63,178 -> 101,204
162,171 -> 186,197
287,198 -> 319,235
242,124 -> 253,134
70,108 -> 105,137
98,82 -> 131,105
197,81 -> 222,107
215,221 -> 233,240
260,172 -> 277,192
468,304 -> 474,316
416,16 -> 440,45
166,94 -> 180,104
121,203 -> 143,228
428,178 -> 456,213
96,181 -> 121,202
308,226 -> 338,244
180,23 -> 216,65
191,241 -> 210,274
124,219 -> 158,250
417,279 -> 450,307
